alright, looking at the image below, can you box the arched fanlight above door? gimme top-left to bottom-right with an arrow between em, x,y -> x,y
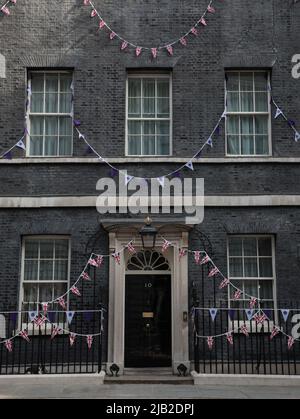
127,250 -> 171,271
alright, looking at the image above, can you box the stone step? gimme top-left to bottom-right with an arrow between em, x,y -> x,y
105,375 -> 194,385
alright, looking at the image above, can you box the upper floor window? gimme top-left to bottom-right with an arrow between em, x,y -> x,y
21,237 -> 71,312
28,71 -> 73,157
226,71 -> 271,156
126,74 -> 172,156
227,235 -> 276,309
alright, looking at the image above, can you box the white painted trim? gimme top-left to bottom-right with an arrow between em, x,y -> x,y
0,195 -> 300,209
1,157 -> 300,164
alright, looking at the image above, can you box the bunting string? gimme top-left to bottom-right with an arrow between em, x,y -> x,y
85,0 -> 220,57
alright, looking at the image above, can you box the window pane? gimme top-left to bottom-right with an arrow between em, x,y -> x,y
45,117 -> 58,136
259,258 -> 273,277
59,117 -> 72,135
128,136 -> 141,155
260,280 -> 273,299
156,121 -> 169,135
40,240 -> 54,259
157,80 -> 169,97
39,285 -> 53,302
227,136 -> 239,155
25,240 -> 39,258
45,93 -> 58,113
244,280 -> 258,297
45,74 -> 58,92
24,260 -> 38,281
244,238 -> 257,256
30,137 -> 43,156
244,258 -> 258,277
254,73 -> 268,91
229,258 -> 243,277
255,115 -> 268,135
53,283 -> 68,303
227,92 -> 240,112
143,121 -> 155,135
157,98 -> 169,117
255,92 -> 268,112
240,92 -> 254,112
31,93 -> 44,113
128,121 -> 141,135
157,136 -> 170,155
142,136 -> 155,155
44,137 -> 58,156
241,136 -> 254,155
240,73 -> 253,91
227,116 -> 239,134
128,79 -> 141,97
59,137 -> 72,155
39,260 -> 54,281
228,238 -> 243,256
60,74 -> 72,92
258,238 -> 272,256
55,240 -> 69,259
142,97 -> 155,117
59,93 -> 72,113
31,74 -> 44,92
31,116 -> 44,135
24,284 -> 38,302
54,260 -> 68,281
226,73 -> 239,91
241,117 -> 253,135
255,135 -> 269,155
128,98 -> 141,117
143,79 -> 155,97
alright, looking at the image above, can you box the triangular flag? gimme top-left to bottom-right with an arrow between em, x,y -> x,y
157,177 -> 165,187
66,311 -> 75,324
275,107 -> 283,119
166,45 -> 173,56
263,310 -> 271,320
206,137 -> 213,147
221,111 -> 227,119
280,309 -> 290,322
200,17 -> 207,26
209,308 -> 218,322
135,47 -> 142,57
78,132 -> 85,140
29,311 -> 38,322
3,151 -> 12,160
228,309 -> 236,321
295,131 -> 300,142
16,140 -> 26,150
185,161 -> 194,171
125,174 -> 134,186
151,48 -> 158,59
245,309 -> 254,321
109,31 -> 116,40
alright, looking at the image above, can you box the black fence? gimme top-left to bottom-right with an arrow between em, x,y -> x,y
193,302 -> 300,375
0,310 -> 104,375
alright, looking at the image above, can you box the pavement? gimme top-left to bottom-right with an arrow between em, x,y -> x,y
0,376 -> 300,399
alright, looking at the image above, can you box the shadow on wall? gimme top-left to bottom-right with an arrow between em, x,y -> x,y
0,54 -> 6,78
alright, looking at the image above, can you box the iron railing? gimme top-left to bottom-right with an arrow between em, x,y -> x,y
193,301 -> 300,375
0,310 -> 104,375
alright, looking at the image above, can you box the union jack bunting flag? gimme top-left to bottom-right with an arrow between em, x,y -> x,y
87,335 -> 93,350
1,6 -> 10,16
33,315 -> 47,327
166,45 -> 173,56
88,256 -> 103,268
233,290 -> 242,300
81,272 -> 91,281
207,5 -> 216,13
180,37 -> 187,46
226,332 -> 234,345
151,48 -> 158,59
200,255 -> 210,265
207,336 -> 214,350
84,0 -> 90,5
193,251 -> 201,265
270,326 -> 280,340
51,326 -> 62,340
126,242 -> 136,255
179,248 -> 187,260
110,31 -> 116,40
191,27 -> 198,36
162,240 -> 171,253
253,313 -> 267,325
99,20 -> 106,29
121,41 -> 128,50
200,17 -> 207,26
69,333 -> 76,347
71,286 -> 81,297
288,336 -> 295,350
42,303 -> 48,316
249,297 -> 257,309
90,9 -> 97,18
19,330 -> 30,343
219,278 -> 230,290
135,47 -> 142,57
57,297 -> 67,310
208,267 -> 219,278
112,252 -> 121,265
5,340 -> 13,352
240,325 -> 249,337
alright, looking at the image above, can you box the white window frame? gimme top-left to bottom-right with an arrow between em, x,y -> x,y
227,235 -> 278,332
126,73 -> 173,157
225,70 -> 272,157
26,70 -> 74,157
18,236 -> 71,333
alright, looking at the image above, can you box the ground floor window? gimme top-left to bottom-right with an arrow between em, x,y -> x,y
227,235 -> 276,309
20,236 -> 70,312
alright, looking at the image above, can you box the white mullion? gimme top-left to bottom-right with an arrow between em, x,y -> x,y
140,79 -> 143,154
238,73 -> 242,155
155,78 -> 158,155
43,74 -> 46,157
57,74 -> 60,156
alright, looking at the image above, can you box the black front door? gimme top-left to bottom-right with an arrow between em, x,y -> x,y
125,275 -> 172,368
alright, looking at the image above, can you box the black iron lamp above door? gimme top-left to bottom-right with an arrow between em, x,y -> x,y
139,216 -> 158,249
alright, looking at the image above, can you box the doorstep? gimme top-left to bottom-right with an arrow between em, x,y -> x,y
191,371 -> 300,387
0,371 -> 106,384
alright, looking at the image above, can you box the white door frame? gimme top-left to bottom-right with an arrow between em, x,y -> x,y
106,229 -> 190,375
